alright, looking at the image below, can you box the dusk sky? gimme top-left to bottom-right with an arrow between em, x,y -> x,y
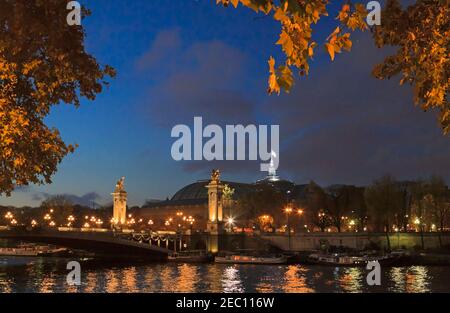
1,0 -> 448,208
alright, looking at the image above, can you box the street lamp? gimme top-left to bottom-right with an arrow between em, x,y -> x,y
186,216 -> 195,232
226,216 -> 235,232
285,206 -> 293,250
414,217 -> 425,249
67,215 -> 75,227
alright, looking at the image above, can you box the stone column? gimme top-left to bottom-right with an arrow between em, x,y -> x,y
205,170 -> 225,253
111,177 -> 127,226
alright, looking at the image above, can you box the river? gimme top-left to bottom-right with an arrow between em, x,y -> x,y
1,256 -> 449,293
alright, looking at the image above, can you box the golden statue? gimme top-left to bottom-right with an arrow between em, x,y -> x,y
115,176 -> 125,192
211,169 -> 220,183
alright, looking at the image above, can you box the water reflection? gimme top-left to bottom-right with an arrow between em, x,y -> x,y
339,267 -> 364,293
0,257 -> 446,293
222,266 -> 244,293
122,267 -> 138,292
83,272 -> 98,293
160,266 -> 176,292
406,266 -> 430,293
105,269 -> 120,293
176,264 -> 198,292
206,265 -> 222,292
283,265 -> 314,293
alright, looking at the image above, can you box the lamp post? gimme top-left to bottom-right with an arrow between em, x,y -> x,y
186,216 -> 195,233
285,206 -> 293,250
415,217 -> 425,250
226,216 -> 234,232
297,209 -> 304,233
67,215 -> 75,227
4,212 -> 13,225
394,226 -> 400,249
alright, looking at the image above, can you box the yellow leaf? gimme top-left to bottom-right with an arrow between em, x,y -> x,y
325,43 -> 335,61
327,27 -> 340,41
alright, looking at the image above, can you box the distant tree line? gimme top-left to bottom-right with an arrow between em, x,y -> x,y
234,175 -> 450,243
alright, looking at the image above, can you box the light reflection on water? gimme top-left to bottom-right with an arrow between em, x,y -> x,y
0,257 -> 448,293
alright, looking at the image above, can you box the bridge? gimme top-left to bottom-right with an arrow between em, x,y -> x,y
0,227 -> 178,259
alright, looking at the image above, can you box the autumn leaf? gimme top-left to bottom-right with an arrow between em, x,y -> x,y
325,43 -> 335,61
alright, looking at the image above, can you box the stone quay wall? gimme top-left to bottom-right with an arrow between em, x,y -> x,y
261,232 -> 450,251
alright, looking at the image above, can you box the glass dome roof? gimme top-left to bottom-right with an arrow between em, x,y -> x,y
171,180 -> 254,201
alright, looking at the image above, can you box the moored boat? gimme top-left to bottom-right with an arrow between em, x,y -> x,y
168,250 -> 212,263
214,254 -> 287,264
0,247 -> 41,257
307,252 -> 400,266
0,246 -> 69,257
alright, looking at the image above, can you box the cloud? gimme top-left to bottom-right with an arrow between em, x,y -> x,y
136,30 -> 257,127
135,28 -> 182,71
264,34 -> 450,185
32,192 -> 104,207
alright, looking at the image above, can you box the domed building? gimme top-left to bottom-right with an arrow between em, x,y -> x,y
133,166 -> 322,231
133,179 -> 255,229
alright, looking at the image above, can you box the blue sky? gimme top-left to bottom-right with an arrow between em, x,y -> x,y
2,0 -> 449,208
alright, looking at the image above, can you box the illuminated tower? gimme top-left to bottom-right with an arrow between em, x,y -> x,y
205,170 -> 225,253
111,177 -> 127,226
206,169 -> 224,230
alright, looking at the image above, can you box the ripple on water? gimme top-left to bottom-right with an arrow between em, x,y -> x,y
0,258 -> 448,293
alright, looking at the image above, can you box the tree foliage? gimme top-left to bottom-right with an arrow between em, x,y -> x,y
41,194 -> 74,225
364,174 -> 403,233
0,0 -> 115,195
217,0 -> 450,133
236,184 -> 287,226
